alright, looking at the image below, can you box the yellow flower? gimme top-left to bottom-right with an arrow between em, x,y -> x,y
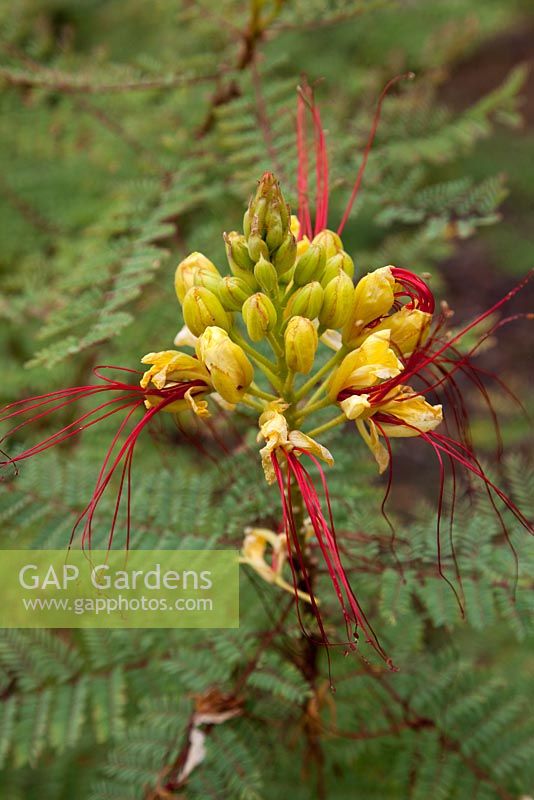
374,387 -> 442,438
196,326 -> 253,404
344,386 -> 443,473
366,306 -> 432,357
342,266 -> 395,347
140,350 -> 211,414
257,402 -> 333,483
140,351 -> 210,390
328,330 -> 402,400
239,526 -> 313,603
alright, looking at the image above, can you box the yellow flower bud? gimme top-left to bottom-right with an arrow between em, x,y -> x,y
312,229 -> 342,259
293,243 -> 327,287
272,231 -> 297,275
284,316 -> 318,374
283,281 -> 324,320
321,251 -> 355,285
175,252 -> 220,304
242,292 -> 277,341
318,270 -> 354,329
224,231 -> 255,272
254,256 -> 279,295
218,276 -> 253,311
342,266 -> 395,347
182,286 -> 231,337
265,202 -> 284,251
247,231 -> 270,263
196,326 -> 253,404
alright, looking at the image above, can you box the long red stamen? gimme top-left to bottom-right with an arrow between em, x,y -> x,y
274,447 -> 394,667
1,368 -> 210,550
337,73 -> 414,235
296,86 -> 313,240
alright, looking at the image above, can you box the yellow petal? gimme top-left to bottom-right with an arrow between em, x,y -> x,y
356,419 -> 390,474
185,387 -> 210,419
140,350 -> 210,389
288,431 -> 334,466
372,307 -> 431,357
342,266 -> 395,346
328,330 -> 402,399
340,394 -> 371,420
376,389 -> 442,437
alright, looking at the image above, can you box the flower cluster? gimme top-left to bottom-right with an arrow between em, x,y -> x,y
1,83 -> 531,666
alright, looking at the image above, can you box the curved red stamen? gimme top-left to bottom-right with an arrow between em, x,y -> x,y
337,73 -> 414,236
1,370 -> 210,549
390,267 -> 435,314
271,447 -> 395,667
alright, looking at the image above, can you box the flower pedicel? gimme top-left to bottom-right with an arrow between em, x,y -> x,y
1,79 -> 532,667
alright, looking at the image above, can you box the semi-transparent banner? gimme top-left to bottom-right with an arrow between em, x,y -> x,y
0,550 -> 239,628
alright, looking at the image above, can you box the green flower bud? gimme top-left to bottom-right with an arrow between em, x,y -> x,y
224,231 -> 255,272
319,270 -> 355,329
182,286 -> 231,337
175,252 -> 220,304
293,243 -> 327,287
242,292 -> 277,341
265,202 -> 284,251
272,231 -> 297,275
284,281 -> 324,321
321,251 -> 355,286
254,256 -> 279,295
247,231 -> 270,263
218,276 -> 253,311
194,270 -> 222,295
312,229 -> 343,260
245,173 -> 291,260
284,316 -> 318,374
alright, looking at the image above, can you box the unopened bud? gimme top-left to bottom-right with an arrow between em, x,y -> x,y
197,326 -> 253,404
265,202 -> 284,251
175,252 -> 220,304
284,281 -> 324,320
182,286 -> 231,337
254,256 -> 279,295
242,292 -> 277,341
219,276 -> 253,311
321,251 -> 355,285
272,231 -> 297,275
284,316 -> 318,374
246,173 -> 291,259
224,231 -> 255,272
312,229 -> 343,260
293,243 -> 327,286
247,231 -> 270,262
319,271 -> 354,329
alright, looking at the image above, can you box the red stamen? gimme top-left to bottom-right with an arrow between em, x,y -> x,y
337,73 -> 415,235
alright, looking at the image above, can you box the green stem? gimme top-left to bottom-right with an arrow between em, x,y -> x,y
305,413 -> 346,439
249,383 -> 278,402
293,347 -> 347,401
231,332 -> 277,371
294,396 -> 331,424
267,332 -> 284,359
242,396 -> 265,412
283,369 -> 295,398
